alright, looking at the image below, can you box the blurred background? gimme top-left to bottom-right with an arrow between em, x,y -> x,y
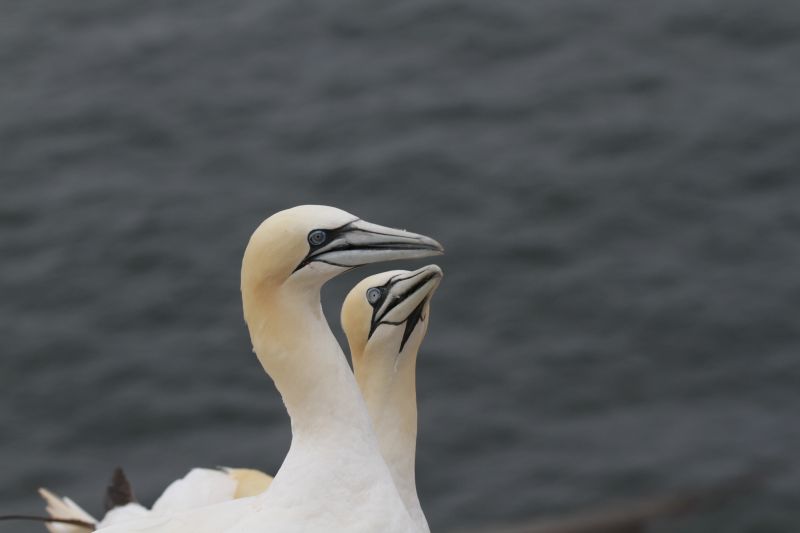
1,0 -> 799,531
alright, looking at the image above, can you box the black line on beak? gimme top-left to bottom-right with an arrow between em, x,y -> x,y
293,220 -> 442,273
293,219 -> 359,273
368,269 -> 438,342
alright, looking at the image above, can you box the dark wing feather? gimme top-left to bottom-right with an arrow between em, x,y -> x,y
104,467 -> 137,511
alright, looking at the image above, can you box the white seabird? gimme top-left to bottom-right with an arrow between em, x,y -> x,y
39,263 -> 442,533
39,465 -> 273,531
342,265 -> 443,533
94,205 -> 443,533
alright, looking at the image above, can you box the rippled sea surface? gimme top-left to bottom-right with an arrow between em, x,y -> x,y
2,1 -> 800,531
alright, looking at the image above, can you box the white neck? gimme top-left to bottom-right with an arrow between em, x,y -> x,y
240,270 -> 425,533
246,283 -> 375,447
241,279 -> 423,533
355,339 -> 429,533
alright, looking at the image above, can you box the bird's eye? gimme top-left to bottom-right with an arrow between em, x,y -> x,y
308,230 -> 327,246
366,287 -> 383,305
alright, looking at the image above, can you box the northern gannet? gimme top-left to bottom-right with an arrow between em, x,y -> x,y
341,265 -> 443,533
37,467 -> 273,532
95,205 -> 443,533
39,264 -> 441,533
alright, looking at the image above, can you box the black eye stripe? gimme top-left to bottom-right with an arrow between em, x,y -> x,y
367,270 -> 437,340
306,220 -> 356,252
376,274 -> 427,317
293,219 -> 360,272
368,289 -> 389,337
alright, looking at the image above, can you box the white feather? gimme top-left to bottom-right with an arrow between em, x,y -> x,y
38,488 -> 96,533
151,468 -> 237,514
98,504 -> 151,528
94,206 -> 436,533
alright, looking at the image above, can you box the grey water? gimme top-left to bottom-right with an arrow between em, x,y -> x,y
2,1 -> 800,531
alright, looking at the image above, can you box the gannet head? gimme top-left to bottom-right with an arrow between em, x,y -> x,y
242,206 -> 444,294
342,264 -> 443,361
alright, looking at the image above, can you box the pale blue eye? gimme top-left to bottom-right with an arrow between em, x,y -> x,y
308,230 -> 327,246
366,287 -> 382,305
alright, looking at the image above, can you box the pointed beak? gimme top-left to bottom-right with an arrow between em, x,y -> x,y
370,264 -> 443,335
295,219 -> 443,272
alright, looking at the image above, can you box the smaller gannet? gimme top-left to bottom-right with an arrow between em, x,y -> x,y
342,265 -> 443,533
36,467 -> 273,532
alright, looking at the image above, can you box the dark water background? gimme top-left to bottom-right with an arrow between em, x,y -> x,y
2,1 -> 800,531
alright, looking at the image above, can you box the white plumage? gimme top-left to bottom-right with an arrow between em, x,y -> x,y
90,206 -> 442,533
40,468 -> 271,531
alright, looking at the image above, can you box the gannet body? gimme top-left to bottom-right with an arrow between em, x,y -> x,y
150,468 -> 248,514
341,265 -> 442,533
44,264 -> 440,533
96,206 -> 443,533
223,469 -> 273,500
40,468 -> 150,533
39,468 -> 273,532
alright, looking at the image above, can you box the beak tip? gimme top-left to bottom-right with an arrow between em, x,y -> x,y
418,264 -> 444,281
422,237 -> 445,255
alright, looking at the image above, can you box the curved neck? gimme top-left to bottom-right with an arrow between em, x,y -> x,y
354,343 -> 428,532
244,282 -> 374,445
240,279 -> 419,532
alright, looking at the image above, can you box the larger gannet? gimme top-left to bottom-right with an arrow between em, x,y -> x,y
38,264 -> 441,533
93,205 -> 443,533
341,265 -> 443,533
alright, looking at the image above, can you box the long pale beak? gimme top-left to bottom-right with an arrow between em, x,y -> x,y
295,219 -> 443,272
369,265 -> 443,350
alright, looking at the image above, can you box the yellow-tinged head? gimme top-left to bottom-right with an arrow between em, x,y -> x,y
241,205 -> 444,295
342,265 -> 443,366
